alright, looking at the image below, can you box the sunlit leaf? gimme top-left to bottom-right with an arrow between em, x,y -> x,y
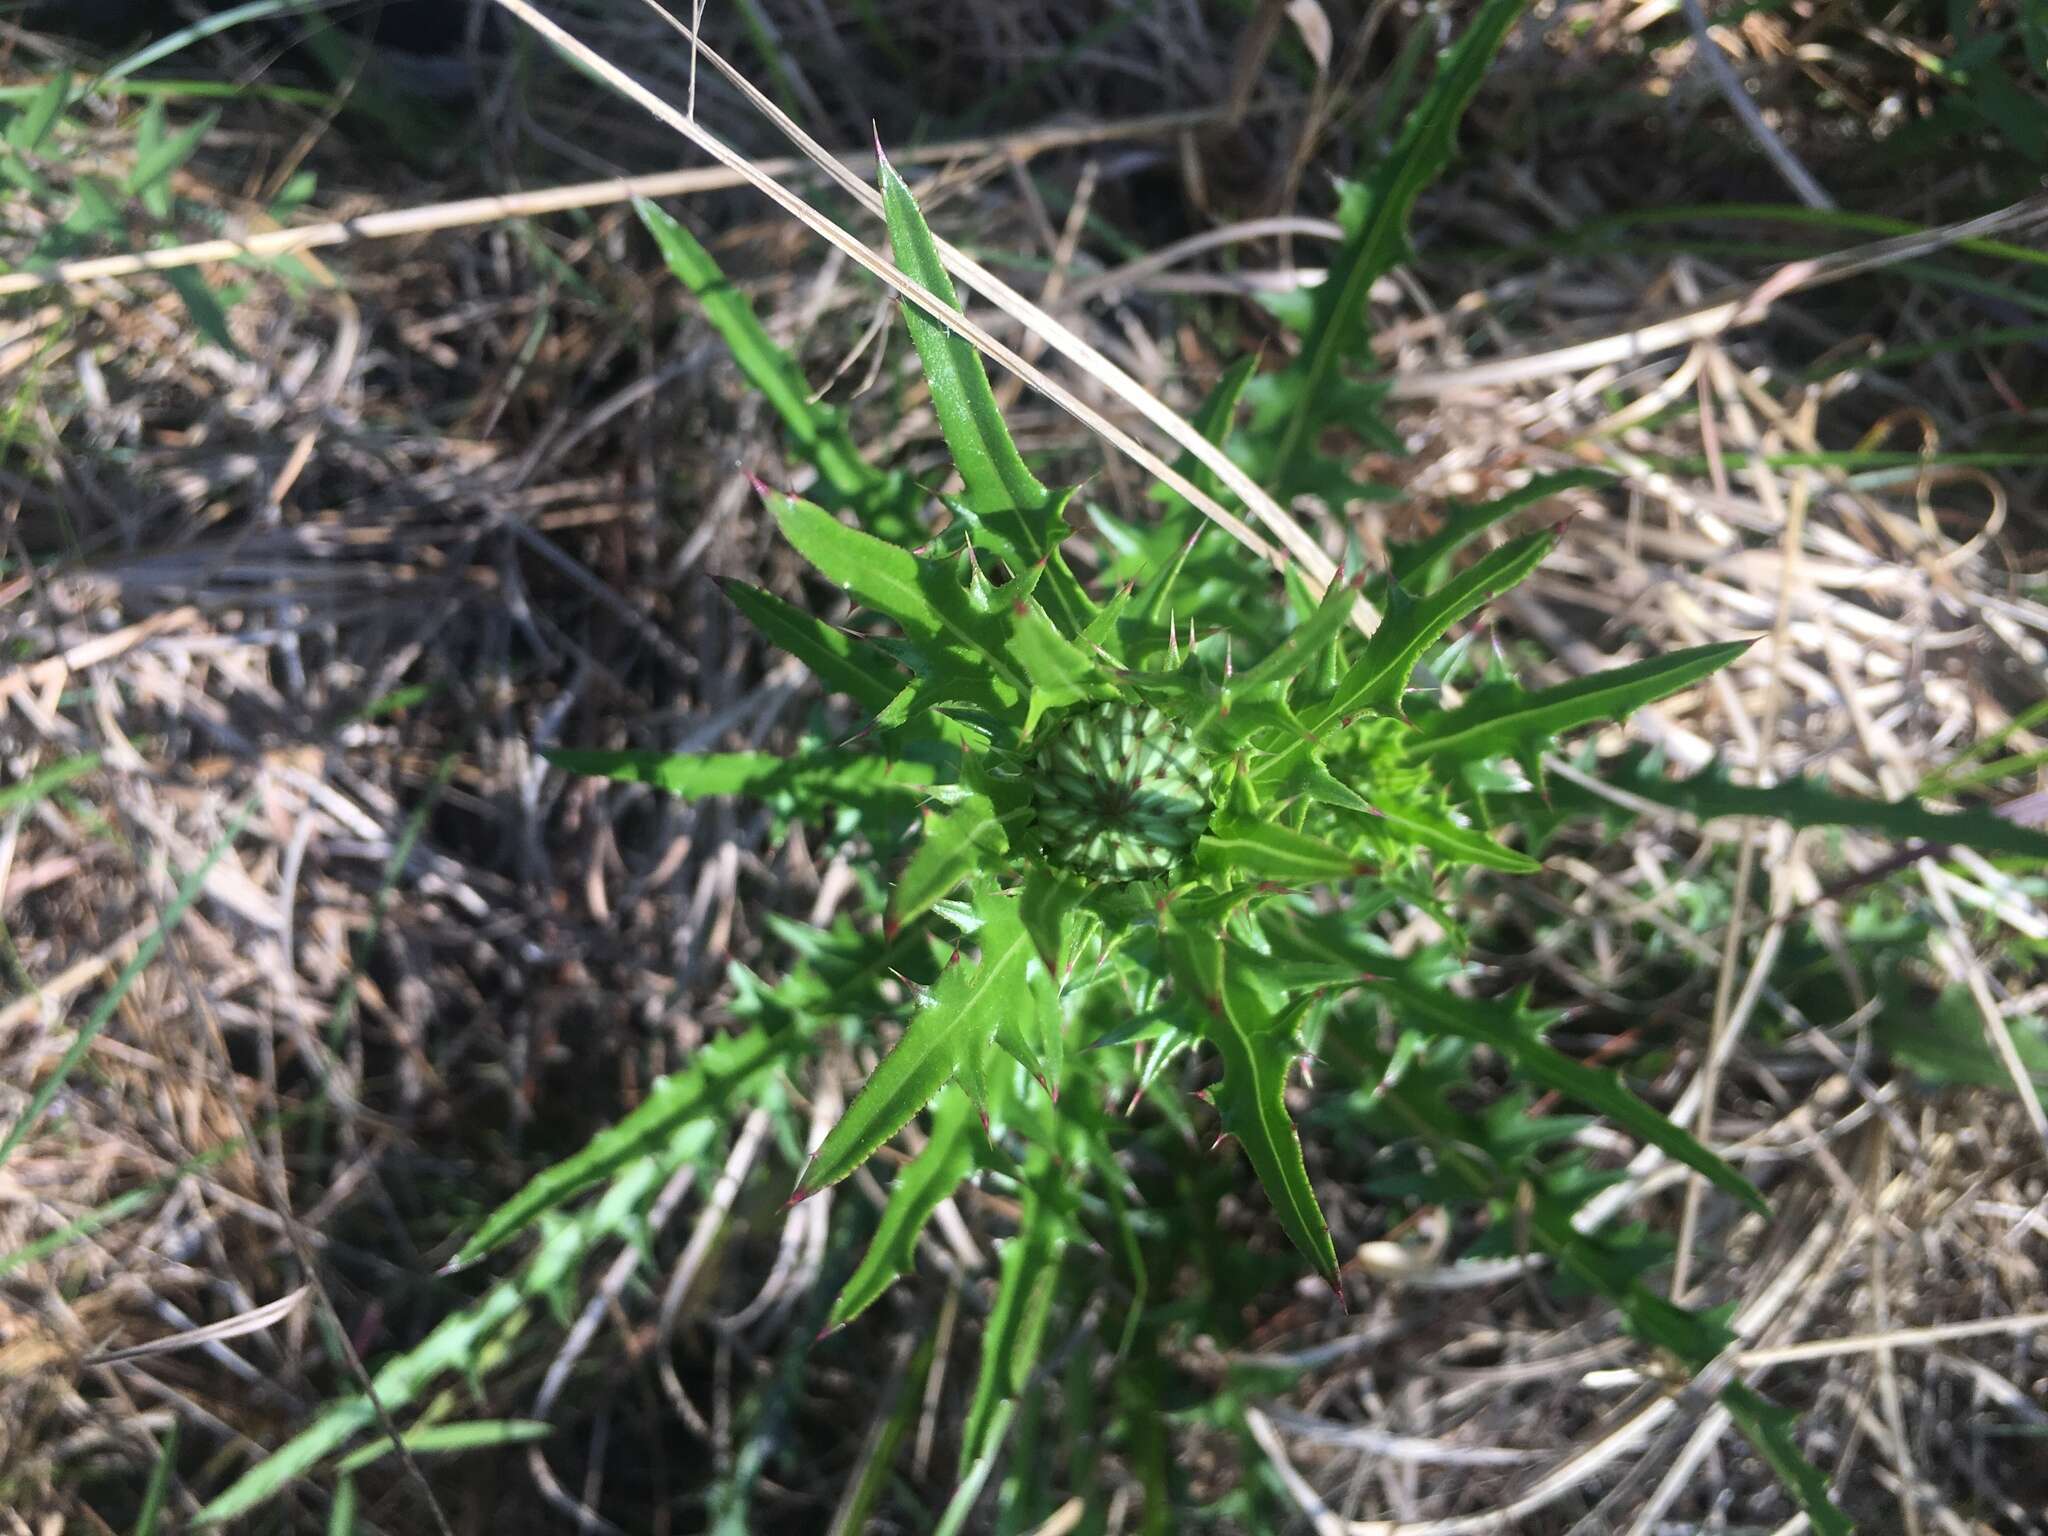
1363,975 -> 1767,1214
1407,641 -> 1753,768
892,795 -> 1012,931
825,1086 -> 980,1331
795,894 -> 1034,1199
1165,918 -> 1341,1293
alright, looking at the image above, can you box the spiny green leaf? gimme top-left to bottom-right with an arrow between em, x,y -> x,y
456,1027 -> 787,1262
719,580 -> 904,712
1164,918 -> 1341,1294
1198,814 -> 1369,886
769,486 -> 1094,702
1407,640 -> 1754,767
768,487 -> 1023,692
1615,759 -> 2048,862
1389,470 -> 1608,590
825,1086 -> 980,1332
795,897 -> 1035,1198
1327,531 -> 1554,716
545,747 -> 935,808
893,796 -> 1011,931
877,150 -> 1046,517
1258,0 -> 1531,495
201,1150 -> 690,1523
1238,570 -> 1368,697
1719,1384 -> 1855,1536
1019,864 -> 1086,978
1360,796 -> 1540,873
1365,975 -> 1768,1215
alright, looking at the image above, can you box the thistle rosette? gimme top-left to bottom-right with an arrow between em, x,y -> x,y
1031,699 -> 1215,883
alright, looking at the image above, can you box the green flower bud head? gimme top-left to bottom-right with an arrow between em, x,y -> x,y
1032,699 -> 1214,882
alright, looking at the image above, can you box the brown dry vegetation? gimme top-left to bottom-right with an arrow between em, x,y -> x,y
2,1 -> 2046,1532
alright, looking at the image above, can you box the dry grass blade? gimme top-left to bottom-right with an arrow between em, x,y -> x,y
79,1285 -> 310,1368
0,110 -> 1233,300
489,0 -> 1375,631
1385,193 -> 2048,398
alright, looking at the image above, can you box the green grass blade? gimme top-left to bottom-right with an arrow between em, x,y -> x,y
0,752 -> 99,815
335,1419 -> 552,1474
132,1422 -> 178,1536
0,797 -> 254,1172
102,0 -> 312,81
637,200 -> 895,518
825,1085 -> 980,1332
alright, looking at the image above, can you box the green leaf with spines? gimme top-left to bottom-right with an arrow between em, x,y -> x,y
1236,569 -> 1368,698
1362,975 -> 1768,1215
795,891 -> 1035,1199
1253,0 -> 1533,497
544,747 -> 935,815
892,795 -> 1013,932
1406,640 -> 1755,770
1164,917 -> 1342,1294
719,580 -> 904,713
1019,864 -> 1086,978
1388,470 -> 1609,591
768,485 -> 1096,705
1328,531 -> 1555,716
825,1086 -> 981,1332
457,1027 -> 787,1263
1198,812 -> 1369,886
1719,1384 -> 1855,1536
1355,796 -> 1540,874
1596,752 -> 2048,862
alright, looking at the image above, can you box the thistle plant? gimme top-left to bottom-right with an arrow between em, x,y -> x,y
193,2 -> 2048,1526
